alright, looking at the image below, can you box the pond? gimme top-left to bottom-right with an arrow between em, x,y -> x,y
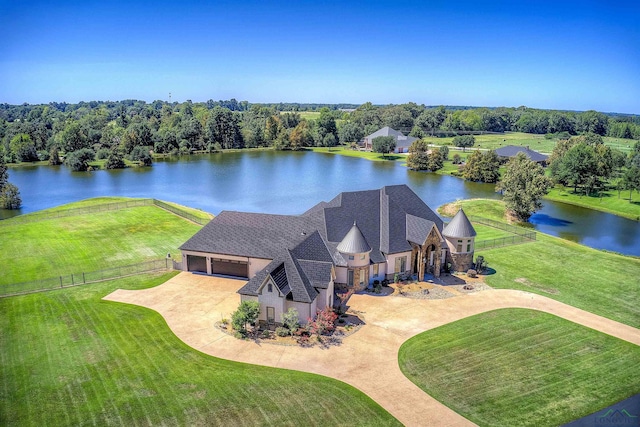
2,150 -> 639,256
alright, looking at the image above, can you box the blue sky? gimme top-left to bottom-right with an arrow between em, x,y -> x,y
1,0 -> 639,113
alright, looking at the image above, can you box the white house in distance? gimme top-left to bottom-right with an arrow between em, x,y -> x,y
179,185 -> 476,326
362,126 -> 417,153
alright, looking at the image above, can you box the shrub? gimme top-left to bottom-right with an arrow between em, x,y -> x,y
452,153 -> 462,164
129,146 -> 153,166
275,327 -> 289,337
0,183 -> 21,209
95,148 -> 111,160
282,307 -> 299,335
105,149 -> 125,169
308,308 -> 338,336
440,145 -> 449,160
467,269 -> 477,278
37,150 -> 50,161
64,148 -> 95,172
230,300 -> 260,333
261,330 -> 271,338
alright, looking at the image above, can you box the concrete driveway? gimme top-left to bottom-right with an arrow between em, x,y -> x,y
104,272 -> 640,427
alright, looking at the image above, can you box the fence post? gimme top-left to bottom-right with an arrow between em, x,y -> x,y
71,274 -> 74,285
83,272 -> 85,284
60,276 -> 63,288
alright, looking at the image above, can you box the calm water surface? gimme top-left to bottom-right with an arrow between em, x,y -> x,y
3,151 -> 639,256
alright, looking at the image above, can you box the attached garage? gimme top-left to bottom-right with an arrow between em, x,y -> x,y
186,255 -> 207,273
211,258 -> 248,279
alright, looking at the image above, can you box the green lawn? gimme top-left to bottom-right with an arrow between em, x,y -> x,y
0,273 -> 399,426
0,199 -> 203,285
311,146 -> 406,162
399,309 -> 640,427
546,186 -> 640,221
473,224 -> 516,241
440,199 -> 640,328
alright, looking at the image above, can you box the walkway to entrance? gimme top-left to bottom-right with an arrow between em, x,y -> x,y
104,272 -> 640,427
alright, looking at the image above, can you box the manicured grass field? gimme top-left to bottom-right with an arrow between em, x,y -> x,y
472,224 -> 515,241
440,199 -> 640,328
0,199 -> 204,285
0,273 -> 399,426
546,186 -> 640,221
311,146 -> 405,162
399,309 -> 640,427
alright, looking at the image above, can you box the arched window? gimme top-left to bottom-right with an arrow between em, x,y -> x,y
267,283 -> 273,293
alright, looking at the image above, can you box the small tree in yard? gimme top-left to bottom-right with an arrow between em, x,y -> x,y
372,136 -> 396,158
231,301 -> 260,334
308,307 -> 338,336
282,307 -> 300,336
453,135 -> 475,152
496,152 -> 553,221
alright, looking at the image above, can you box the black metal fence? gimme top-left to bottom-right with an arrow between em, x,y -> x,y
0,259 -> 172,298
475,233 -> 536,250
469,216 -> 536,236
151,200 -> 210,225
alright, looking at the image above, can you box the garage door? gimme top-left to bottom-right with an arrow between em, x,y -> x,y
211,258 -> 248,278
187,255 -> 207,273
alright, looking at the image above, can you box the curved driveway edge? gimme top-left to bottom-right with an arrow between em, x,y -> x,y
103,273 -> 640,427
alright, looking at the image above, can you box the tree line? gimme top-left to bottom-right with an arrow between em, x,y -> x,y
2,100 -> 638,170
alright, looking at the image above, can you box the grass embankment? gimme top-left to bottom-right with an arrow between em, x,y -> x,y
439,199 -> 640,328
0,273 -> 399,426
311,146 -> 405,162
0,198 -> 207,285
545,186 -> 640,221
399,309 -> 640,427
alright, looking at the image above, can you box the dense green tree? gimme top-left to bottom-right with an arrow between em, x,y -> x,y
128,146 -> 152,166
290,121 -> 313,149
10,133 -> 38,162
496,153 -> 553,221
48,146 -> 61,165
622,166 -> 640,201
64,148 -> 95,172
415,106 -> 446,135
338,121 -> 364,144
372,136 -> 396,158
381,105 -> 413,131
440,145 -> 449,160
0,182 -> 21,209
452,135 -> 475,152
462,150 -> 500,183
206,107 -> 244,149
57,120 -> 90,152
427,148 -> 444,172
231,301 -> 260,333
406,139 -> 430,170
317,108 -> 338,144
104,148 -> 125,169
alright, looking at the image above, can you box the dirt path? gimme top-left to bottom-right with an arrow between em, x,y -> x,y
103,273 -> 640,427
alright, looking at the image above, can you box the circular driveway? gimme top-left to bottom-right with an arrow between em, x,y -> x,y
104,272 -> 640,427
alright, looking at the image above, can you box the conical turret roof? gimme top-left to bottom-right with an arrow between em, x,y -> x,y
442,209 -> 476,238
337,222 -> 372,254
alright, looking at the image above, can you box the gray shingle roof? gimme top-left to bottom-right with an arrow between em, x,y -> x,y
494,145 -> 548,162
183,184 -> 445,303
442,209 -> 476,238
336,223 -> 371,254
364,126 -> 417,149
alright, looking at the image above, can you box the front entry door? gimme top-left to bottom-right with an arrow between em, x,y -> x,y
266,307 -> 275,327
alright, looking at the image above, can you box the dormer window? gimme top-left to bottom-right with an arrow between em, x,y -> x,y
360,254 -> 365,260
349,255 -> 354,260
268,283 -> 273,293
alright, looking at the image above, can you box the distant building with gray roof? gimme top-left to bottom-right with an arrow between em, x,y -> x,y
494,145 -> 548,164
179,185 -> 475,326
363,127 -> 417,153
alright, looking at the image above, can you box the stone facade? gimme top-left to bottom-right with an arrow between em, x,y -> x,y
447,252 -> 474,273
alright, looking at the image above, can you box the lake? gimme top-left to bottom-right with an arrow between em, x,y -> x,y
2,150 -> 639,256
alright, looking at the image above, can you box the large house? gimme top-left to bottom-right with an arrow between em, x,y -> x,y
362,127 -> 417,153
494,145 -> 548,164
179,185 -> 476,325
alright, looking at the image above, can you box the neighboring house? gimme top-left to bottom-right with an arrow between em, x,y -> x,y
179,185 -> 476,326
362,127 -> 417,153
494,145 -> 549,164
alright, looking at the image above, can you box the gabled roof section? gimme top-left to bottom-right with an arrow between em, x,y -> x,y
406,214 -> 436,245
442,209 -> 477,238
494,145 -> 548,162
337,222 -> 371,254
365,126 -> 405,139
